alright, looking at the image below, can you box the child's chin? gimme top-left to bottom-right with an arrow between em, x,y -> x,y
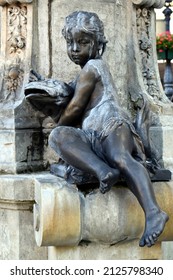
73,59 -> 81,65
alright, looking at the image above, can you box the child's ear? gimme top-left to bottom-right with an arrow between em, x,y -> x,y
98,43 -> 103,50
98,43 -> 104,55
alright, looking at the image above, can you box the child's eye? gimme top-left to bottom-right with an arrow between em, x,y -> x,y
79,40 -> 89,44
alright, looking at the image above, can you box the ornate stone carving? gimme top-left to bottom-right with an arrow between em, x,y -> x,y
0,2 -> 28,100
136,7 -> 161,100
0,3 -> 27,100
7,5 -> 27,54
115,0 -> 121,6
0,0 -> 32,6
132,0 -> 165,9
4,59 -> 24,99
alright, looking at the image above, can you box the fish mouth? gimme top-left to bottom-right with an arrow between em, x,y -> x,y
25,88 -> 56,103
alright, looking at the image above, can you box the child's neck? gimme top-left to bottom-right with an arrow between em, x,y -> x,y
80,55 -> 102,68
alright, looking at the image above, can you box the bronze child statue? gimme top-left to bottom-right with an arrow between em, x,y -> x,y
49,11 -> 169,248
26,11 -> 169,248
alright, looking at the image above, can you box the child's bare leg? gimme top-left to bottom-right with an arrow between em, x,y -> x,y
49,126 -> 120,190
122,158 -> 168,247
101,124 -> 169,247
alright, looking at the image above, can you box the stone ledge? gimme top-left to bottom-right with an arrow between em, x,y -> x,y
0,200 -> 33,210
1,172 -> 172,247
33,174 -> 173,247
0,172 -> 56,202
49,240 -> 162,260
0,174 -> 35,202
0,172 -> 48,260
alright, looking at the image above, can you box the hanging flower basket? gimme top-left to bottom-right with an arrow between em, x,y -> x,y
156,31 -> 173,60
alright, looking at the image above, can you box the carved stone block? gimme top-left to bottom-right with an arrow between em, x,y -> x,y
0,0 -> 32,6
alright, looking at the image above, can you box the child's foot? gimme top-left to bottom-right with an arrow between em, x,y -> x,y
139,209 -> 169,247
99,170 -> 119,194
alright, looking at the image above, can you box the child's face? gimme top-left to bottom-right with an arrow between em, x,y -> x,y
65,28 -> 99,67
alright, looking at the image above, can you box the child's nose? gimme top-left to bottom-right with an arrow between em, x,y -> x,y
72,42 -> 80,52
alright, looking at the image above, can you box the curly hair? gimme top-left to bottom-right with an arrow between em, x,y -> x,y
62,11 -> 108,56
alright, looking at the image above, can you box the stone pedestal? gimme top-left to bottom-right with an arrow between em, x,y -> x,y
0,1 -> 47,174
0,0 -> 173,260
33,173 -> 173,260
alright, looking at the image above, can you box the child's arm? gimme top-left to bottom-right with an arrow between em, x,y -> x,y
57,64 -> 98,126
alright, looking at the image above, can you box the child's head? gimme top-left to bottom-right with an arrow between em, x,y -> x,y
62,11 -> 108,57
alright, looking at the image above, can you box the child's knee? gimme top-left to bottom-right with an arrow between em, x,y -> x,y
49,126 -> 68,148
49,126 -> 79,149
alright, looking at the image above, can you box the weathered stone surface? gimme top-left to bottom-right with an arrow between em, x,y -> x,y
0,174 -> 47,259
1,172 -> 172,260
150,114 -> 173,173
49,240 -> 162,260
34,176 -> 173,247
34,175 -> 82,247
0,127 -> 47,174
162,242 -> 173,260
0,1 -> 46,173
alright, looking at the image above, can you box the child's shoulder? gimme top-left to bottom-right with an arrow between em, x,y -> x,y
83,58 -> 105,74
87,58 -> 104,67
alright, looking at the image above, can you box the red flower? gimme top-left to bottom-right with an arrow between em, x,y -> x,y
156,31 -> 173,51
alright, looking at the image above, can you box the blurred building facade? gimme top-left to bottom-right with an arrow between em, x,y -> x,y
155,4 -> 173,90
155,5 -> 173,34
